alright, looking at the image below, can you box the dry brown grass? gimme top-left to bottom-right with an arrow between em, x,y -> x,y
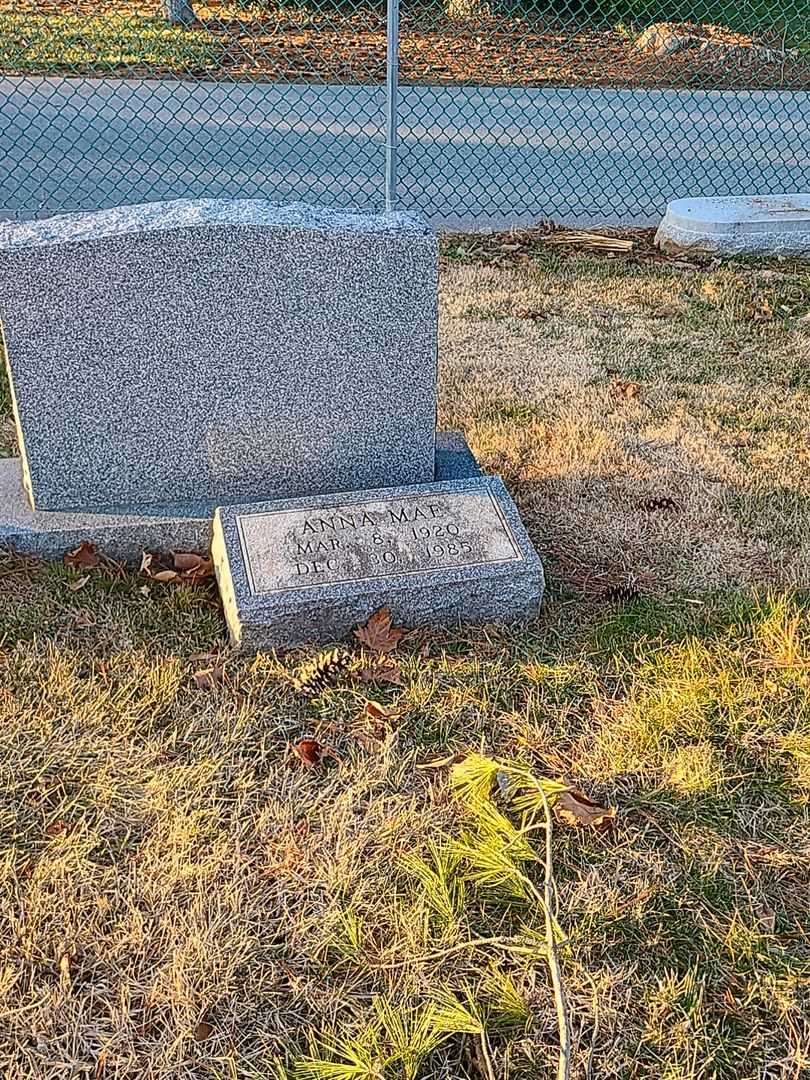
439,253 -> 810,597
1,252 -> 810,1079
1,569 -> 808,1079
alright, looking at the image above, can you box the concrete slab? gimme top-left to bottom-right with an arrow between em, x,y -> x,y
0,456 -> 213,562
655,194 -> 810,254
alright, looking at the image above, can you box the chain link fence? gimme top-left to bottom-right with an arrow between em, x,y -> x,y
0,0 -> 808,226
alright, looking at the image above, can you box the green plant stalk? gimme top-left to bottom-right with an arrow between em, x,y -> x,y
519,790 -> 572,1080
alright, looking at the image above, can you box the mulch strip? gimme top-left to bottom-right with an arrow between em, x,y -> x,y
438,225 -> 715,269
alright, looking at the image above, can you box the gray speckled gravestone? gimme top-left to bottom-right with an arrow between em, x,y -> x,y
0,199 -> 437,511
0,432 -> 479,562
0,198 -> 544,646
212,476 -> 543,651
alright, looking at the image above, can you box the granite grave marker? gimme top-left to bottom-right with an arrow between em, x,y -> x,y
212,477 -> 544,651
0,433 -> 479,562
0,198 -> 544,646
0,199 -> 437,511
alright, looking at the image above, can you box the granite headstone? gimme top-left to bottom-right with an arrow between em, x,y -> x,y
0,432 -> 479,561
0,197 -> 545,650
0,199 -> 437,512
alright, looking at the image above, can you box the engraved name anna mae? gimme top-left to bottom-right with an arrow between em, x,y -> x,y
290,501 -> 471,576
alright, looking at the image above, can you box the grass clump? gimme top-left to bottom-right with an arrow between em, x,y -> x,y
0,10 -> 219,74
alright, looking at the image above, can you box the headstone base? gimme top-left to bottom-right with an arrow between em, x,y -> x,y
212,476 -> 544,653
0,432 -> 481,562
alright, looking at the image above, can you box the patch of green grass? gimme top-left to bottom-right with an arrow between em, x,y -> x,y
0,12 -> 220,74
725,487 -> 810,548
587,589 -> 769,658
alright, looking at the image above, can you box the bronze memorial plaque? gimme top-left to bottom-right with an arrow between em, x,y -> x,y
235,488 -> 524,594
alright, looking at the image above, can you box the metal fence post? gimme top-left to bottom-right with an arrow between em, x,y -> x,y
385,0 -> 400,213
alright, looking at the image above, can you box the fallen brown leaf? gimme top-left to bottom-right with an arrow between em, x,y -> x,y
174,551 -> 205,571
64,542 -> 100,569
293,737 -> 324,767
192,666 -> 224,691
612,377 -> 641,400
352,699 -> 401,751
193,1021 -> 213,1042
67,574 -> 90,593
749,297 -> 773,322
353,730 -> 382,752
188,559 -> 214,580
141,551 -> 207,583
173,551 -> 215,579
293,736 -> 342,768
555,788 -> 616,829
151,569 -> 181,583
363,699 -> 397,721
354,607 -> 404,654
140,552 -> 179,581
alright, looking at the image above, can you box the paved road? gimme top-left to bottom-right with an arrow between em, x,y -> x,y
1,77 -> 808,227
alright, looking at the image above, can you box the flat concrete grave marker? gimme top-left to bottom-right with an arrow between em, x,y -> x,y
656,194 -> 810,254
212,477 -> 544,651
0,199 -> 437,512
